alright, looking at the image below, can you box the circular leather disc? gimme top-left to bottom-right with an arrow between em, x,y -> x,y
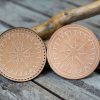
0,28 -> 46,82
47,24 -> 100,79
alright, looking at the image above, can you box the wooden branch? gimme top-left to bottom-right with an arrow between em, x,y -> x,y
32,1 -> 100,40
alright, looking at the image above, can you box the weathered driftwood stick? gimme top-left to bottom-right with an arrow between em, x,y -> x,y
32,1 -> 100,40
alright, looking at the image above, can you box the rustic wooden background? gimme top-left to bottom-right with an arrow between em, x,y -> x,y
0,0 -> 100,100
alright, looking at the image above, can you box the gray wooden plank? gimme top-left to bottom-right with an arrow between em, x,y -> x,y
61,0 -> 94,6
0,20 -> 13,33
0,23 -> 9,33
0,0 -> 48,28
8,0 -> 96,15
8,0 -> 75,16
34,71 -> 100,100
0,76 -> 60,100
82,73 -> 100,90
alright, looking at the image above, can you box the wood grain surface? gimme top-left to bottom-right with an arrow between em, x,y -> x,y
0,0 -> 100,100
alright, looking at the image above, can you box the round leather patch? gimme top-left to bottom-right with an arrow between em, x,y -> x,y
47,24 -> 100,79
0,28 -> 46,82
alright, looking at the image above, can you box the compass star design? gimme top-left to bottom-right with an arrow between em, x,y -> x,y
0,32 -> 41,73
53,30 -> 95,73
0,28 -> 46,81
47,25 -> 99,79
8,41 -> 36,64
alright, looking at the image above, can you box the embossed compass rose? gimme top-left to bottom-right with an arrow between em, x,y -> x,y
0,28 -> 46,82
47,24 -> 100,79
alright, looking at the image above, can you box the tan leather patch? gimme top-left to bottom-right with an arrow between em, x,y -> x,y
47,24 -> 100,79
0,28 -> 46,82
